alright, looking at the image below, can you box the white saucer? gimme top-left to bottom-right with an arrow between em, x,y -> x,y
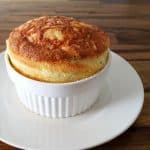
0,52 -> 144,150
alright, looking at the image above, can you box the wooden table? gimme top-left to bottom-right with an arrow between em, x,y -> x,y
0,0 -> 150,149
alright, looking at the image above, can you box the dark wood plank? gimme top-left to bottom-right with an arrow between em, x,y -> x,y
0,141 -> 18,150
93,127 -> 150,150
129,61 -> 150,91
135,93 -> 150,127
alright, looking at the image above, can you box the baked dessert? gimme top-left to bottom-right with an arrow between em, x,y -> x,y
5,16 -> 111,117
6,16 -> 110,83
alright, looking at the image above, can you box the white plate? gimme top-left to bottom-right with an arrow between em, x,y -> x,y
0,51 -> 144,150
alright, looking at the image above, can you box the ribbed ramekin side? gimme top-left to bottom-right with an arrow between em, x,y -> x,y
16,88 -> 94,118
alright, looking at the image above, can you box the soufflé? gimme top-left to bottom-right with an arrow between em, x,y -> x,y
6,16 -> 110,83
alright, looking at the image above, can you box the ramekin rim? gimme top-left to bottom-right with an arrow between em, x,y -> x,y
5,49 -> 111,86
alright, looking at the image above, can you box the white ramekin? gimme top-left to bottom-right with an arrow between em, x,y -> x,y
5,51 -> 111,118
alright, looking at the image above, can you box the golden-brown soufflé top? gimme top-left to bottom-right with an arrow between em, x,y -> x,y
8,16 -> 109,62
7,16 -> 110,82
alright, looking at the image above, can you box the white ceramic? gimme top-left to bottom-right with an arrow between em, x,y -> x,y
0,51 -> 144,150
5,51 -> 111,118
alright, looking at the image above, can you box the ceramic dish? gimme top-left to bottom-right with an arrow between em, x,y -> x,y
0,51 -> 144,150
5,50 -> 111,118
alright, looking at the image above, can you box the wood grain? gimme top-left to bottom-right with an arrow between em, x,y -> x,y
0,0 -> 149,149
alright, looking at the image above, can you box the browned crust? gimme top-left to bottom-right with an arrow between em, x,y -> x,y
8,16 -> 110,62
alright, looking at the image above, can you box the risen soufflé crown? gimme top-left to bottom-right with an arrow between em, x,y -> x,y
7,16 -> 110,83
